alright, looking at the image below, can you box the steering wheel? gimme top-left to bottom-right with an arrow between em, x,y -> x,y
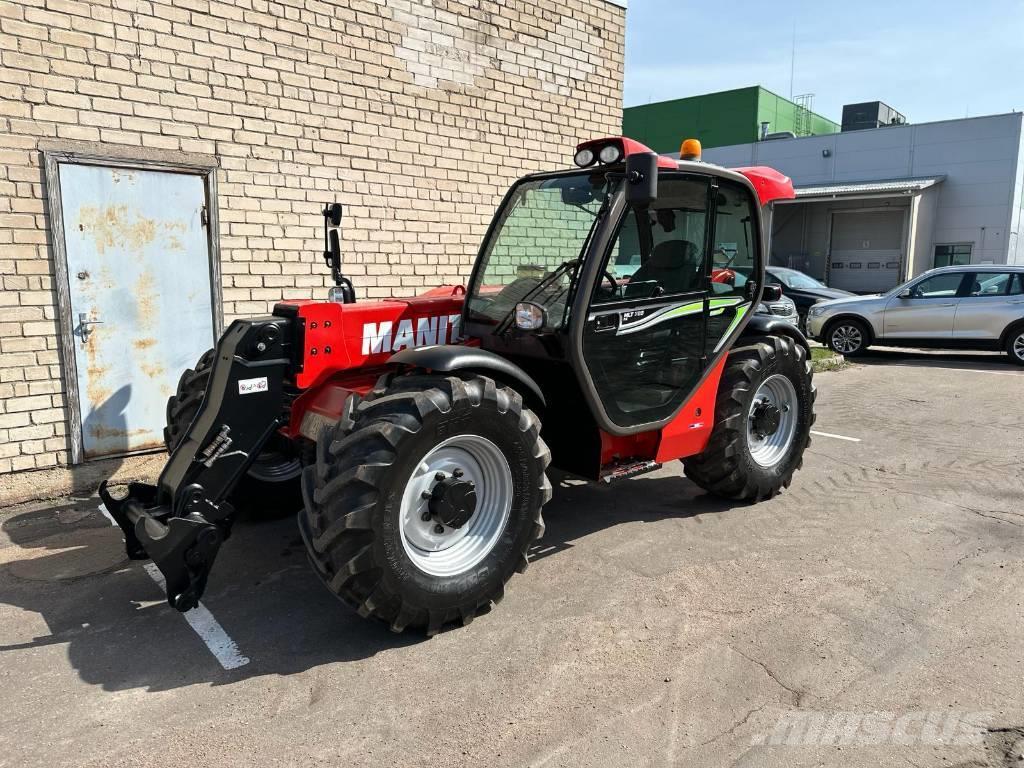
601,270 -> 619,294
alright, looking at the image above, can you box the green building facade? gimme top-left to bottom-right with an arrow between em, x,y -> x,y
623,86 -> 839,154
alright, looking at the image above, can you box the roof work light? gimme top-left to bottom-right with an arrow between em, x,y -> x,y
573,147 -> 596,167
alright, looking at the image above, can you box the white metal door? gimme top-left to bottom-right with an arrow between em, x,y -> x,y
59,164 -> 215,459
829,210 -> 905,293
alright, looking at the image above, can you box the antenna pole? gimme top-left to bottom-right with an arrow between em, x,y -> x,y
789,22 -> 796,99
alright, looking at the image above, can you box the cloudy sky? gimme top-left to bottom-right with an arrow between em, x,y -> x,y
623,0 -> 1024,124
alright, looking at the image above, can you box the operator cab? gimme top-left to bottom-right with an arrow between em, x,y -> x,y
463,136 -> 793,476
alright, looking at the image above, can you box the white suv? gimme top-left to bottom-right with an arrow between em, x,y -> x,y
806,265 -> 1024,365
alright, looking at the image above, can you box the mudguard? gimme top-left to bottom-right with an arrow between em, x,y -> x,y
741,315 -> 811,354
388,345 -> 546,407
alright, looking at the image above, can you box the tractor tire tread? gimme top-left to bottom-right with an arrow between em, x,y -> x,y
300,373 -> 550,635
684,334 -> 814,501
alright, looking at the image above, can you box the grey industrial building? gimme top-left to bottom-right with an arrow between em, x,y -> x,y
701,111 -> 1024,293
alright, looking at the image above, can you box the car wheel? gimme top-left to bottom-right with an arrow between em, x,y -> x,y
1006,327 -> 1024,366
826,319 -> 869,357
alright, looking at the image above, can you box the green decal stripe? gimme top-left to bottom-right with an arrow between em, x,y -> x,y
616,300 -> 702,335
658,300 -> 704,321
615,296 -> 747,337
713,303 -> 750,352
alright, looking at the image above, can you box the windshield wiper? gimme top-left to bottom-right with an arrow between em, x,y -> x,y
495,259 -> 579,336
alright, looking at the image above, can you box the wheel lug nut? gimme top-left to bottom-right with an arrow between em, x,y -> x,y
434,524 -> 445,534
421,490 -> 432,499
421,511 -> 431,521
452,468 -> 464,478
434,472 -> 445,482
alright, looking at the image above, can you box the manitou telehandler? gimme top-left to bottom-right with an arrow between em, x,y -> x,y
101,136 -> 815,634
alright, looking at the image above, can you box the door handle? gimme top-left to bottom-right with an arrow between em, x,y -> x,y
78,312 -> 103,341
590,314 -> 619,333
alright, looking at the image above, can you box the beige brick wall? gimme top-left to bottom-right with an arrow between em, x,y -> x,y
0,0 -> 625,477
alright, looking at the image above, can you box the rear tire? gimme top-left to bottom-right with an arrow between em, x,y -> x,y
684,335 -> 815,501
299,374 -> 551,635
825,318 -> 869,357
164,349 -> 305,519
1006,327 -> 1024,366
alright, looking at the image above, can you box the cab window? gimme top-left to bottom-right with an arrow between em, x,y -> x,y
595,177 -> 709,303
710,182 -> 759,299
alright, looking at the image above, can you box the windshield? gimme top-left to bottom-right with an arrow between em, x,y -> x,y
466,172 -> 614,327
771,269 -> 826,290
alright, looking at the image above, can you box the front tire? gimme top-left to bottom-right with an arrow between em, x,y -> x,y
685,335 -> 815,501
826,318 -> 869,357
299,374 -> 551,634
1006,327 -> 1024,366
165,349 -> 306,518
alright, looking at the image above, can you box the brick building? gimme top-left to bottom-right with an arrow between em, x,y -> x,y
0,0 -> 626,483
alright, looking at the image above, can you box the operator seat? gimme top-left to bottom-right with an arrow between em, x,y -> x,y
627,240 -> 701,297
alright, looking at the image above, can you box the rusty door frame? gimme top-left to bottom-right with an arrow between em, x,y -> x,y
42,145 -> 223,465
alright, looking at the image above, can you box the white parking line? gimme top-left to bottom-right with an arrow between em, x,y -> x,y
810,430 -> 862,443
99,504 -> 250,670
142,564 -> 250,670
886,364 -> 1024,377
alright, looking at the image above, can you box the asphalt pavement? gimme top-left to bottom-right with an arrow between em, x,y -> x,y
1,348 -> 1022,767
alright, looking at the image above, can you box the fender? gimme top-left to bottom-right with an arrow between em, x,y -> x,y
999,318 -> 1024,348
741,315 -> 811,354
819,312 -> 878,344
388,345 -> 546,407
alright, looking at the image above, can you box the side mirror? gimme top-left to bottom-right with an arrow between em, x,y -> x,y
625,152 -> 658,208
325,202 -> 342,227
322,201 -> 355,303
327,230 -> 341,275
898,288 -> 913,299
762,283 -> 783,302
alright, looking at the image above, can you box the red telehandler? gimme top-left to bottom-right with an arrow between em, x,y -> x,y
101,136 -> 814,634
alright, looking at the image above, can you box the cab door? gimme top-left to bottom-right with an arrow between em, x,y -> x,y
578,176 -> 760,432
578,175 -> 734,431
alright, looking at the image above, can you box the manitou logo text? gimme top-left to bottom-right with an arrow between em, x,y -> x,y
362,314 -> 462,356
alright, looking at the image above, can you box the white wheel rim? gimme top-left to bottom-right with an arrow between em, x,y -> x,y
1014,333 -> 1024,361
399,434 -> 513,577
831,324 -> 862,354
747,374 -> 799,468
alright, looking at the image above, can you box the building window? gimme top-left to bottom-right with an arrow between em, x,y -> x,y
934,243 -> 972,268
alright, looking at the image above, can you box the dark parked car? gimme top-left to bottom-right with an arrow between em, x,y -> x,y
765,267 -> 854,330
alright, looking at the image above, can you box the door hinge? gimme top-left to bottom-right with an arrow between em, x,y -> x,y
200,205 -> 209,227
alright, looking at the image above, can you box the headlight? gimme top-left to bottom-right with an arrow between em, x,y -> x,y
808,304 -> 826,317
755,302 -> 769,314
515,302 -> 546,330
